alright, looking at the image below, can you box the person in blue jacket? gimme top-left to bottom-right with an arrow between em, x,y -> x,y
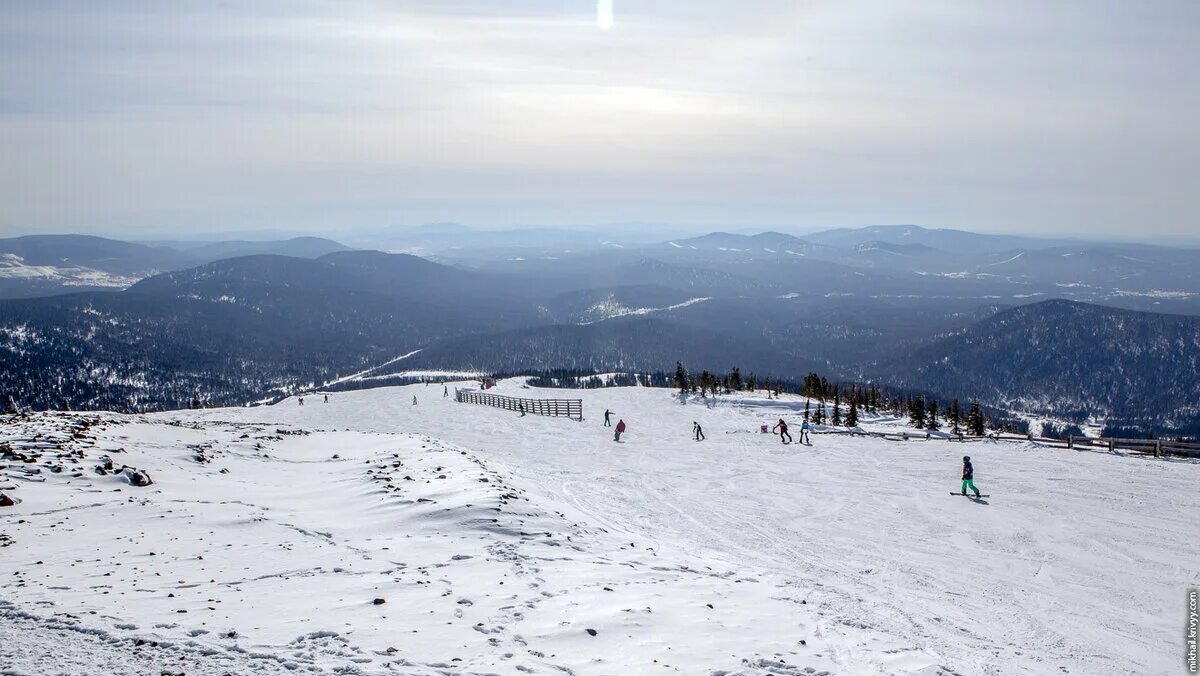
961,456 -> 982,497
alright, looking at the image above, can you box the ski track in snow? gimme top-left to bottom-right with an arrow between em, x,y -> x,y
2,382 -> 1197,675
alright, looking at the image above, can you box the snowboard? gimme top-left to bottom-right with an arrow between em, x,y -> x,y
950,492 -> 990,498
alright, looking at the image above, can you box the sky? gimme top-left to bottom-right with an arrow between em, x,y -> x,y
0,0 -> 1197,240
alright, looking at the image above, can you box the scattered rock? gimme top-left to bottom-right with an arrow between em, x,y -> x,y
585,628 -> 598,636
373,598 -> 386,605
123,468 -> 153,487
0,492 -> 17,507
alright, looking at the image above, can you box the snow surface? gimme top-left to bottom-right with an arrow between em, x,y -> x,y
578,296 -> 711,325
2,382 -> 1197,675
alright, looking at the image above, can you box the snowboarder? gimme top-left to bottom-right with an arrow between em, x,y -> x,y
961,455 -> 982,497
518,403 -> 526,417
772,418 -> 792,444
799,419 -> 810,444
614,419 -> 626,442
443,385 -> 448,398
412,395 -> 417,406
693,421 -> 705,441
298,396 -> 304,406
603,409 -> 612,427
323,394 -> 329,404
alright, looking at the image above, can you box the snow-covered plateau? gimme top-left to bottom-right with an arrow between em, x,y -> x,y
2,379 -> 1196,675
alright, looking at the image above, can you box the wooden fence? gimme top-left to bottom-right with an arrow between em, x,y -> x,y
455,389 -> 582,421
811,428 -> 1200,458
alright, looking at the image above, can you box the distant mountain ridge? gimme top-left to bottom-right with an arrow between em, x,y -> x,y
878,299 -> 1200,434
0,234 -> 355,298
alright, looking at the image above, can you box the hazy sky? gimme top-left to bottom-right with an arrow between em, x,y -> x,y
1,1 -> 1197,238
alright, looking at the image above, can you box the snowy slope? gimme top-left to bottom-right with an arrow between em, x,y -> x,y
2,382 -> 1197,675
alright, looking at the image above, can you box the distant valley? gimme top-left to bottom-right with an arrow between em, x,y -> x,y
1,225 -> 1198,437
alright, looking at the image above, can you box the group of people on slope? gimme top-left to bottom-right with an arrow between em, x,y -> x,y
771,418 -> 810,445
603,408 -> 627,441
601,406 -> 983,499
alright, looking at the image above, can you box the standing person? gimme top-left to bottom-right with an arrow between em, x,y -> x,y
298,396 -> 304,407
323,394 -> 329,404
693,421 -> 705,441
412,395 -> 417,406
799,419 -> 810,444
443,385 -> 449,398
518,403 -> 526,417
961,456 -> 982,497
603,409 -> 612,427
772,418 -> 792,444
614,419 -> 626,442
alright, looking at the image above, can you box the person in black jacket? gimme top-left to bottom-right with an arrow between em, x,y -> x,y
693,421 -> 705,441
961,456 -> 981,497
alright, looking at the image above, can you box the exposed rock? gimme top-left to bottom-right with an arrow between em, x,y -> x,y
0,492 -> 16,507
122,468 -> 153,487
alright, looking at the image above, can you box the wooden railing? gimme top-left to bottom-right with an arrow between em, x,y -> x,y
455,389 -> 582,421
810,427 -> 1200,457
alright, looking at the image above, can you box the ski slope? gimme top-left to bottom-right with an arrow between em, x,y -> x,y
2,380 -> 1197,675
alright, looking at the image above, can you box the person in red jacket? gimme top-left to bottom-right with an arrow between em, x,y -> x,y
772,418 -> 792,444
614,419 -> 626,442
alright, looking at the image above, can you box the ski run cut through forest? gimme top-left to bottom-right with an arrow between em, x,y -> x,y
2,378 -> 1197,676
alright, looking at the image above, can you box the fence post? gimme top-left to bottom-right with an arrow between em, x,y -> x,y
1108,438 -> 1115,452
1068,436 -> 1074,450
1154,440 -> 1161,457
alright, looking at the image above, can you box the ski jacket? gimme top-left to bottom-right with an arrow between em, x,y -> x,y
801,421 -> 810,430
775,421 -> 788,433
962,460 -> 974,480
616,421 -> 626,433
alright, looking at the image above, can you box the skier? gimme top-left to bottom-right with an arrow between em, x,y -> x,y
772,418 -> 792,444
799,419 -> 811,444
603,409 -> 612,427
614,419 -> 626,442
961,455 -> 982,497
323,394 -> 329,404
298,396 -> 304,406
693,421 -> 705,441
443,385 -> 448,398
412,395 -> 417,406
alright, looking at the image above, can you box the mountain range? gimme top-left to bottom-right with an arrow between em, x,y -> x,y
0,226 -> 1198,435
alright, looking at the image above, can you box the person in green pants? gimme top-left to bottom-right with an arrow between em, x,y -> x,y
961,455 -> 981,497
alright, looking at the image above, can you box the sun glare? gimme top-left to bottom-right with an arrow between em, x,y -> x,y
597,0 -> 614,31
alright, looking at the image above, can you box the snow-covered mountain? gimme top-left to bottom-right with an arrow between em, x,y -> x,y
2,380 -> 1194,674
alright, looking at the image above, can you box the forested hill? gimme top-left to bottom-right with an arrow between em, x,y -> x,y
882,299 -> 1200,434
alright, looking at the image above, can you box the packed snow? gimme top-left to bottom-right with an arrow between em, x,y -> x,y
2,380 -> 1197,675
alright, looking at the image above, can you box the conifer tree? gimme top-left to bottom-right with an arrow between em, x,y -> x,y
729,367 -> 742,392
846,397 -> 858,427
831,389 -> 842,426
968,401 -> 986,436
949,399 -> 961,435
803,399 -> 811,421
813,402 -> 825,425
926,399 -> 940,431
909,395 -> 926,428
674,361 -> 688,394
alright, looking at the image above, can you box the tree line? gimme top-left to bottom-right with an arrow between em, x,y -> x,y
671,361 -> 993,435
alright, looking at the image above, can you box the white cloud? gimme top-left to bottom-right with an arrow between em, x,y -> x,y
0,0 -> 1196,236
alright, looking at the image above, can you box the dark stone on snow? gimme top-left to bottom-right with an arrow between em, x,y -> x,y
0,492 -> 15,507
373,598 -> 386,605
